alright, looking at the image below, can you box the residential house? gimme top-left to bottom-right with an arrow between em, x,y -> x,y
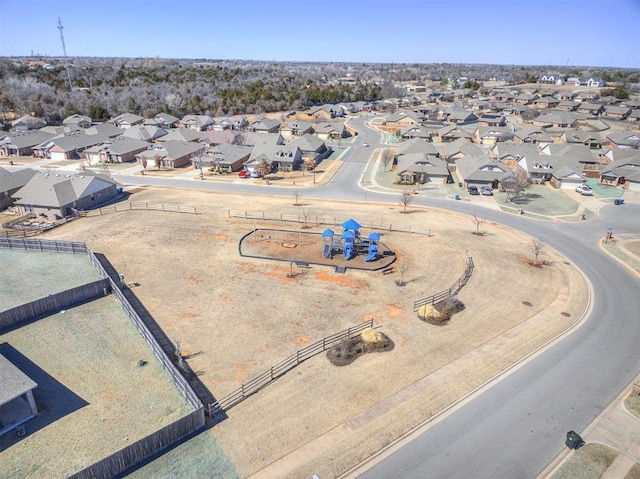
192,144 -> 252,172
437,124 -> 474,142
180,114 -> 215,131
575,91 -> 600,103
145,113 -> 180,129
538,74 -> 565,85
532,111 -> 579,128
513,126 -> 554,148
628,110 -> 640,122
577,103 -> 605,116
396,153 -> 449,184
599,156 -> 640,191
248,118 -> 281,134
136,140 -> 204,169
241,132 -> 284,147
121,125 -> 167,142
83,137 -> 150,165
84,123 -> 124,138
557,100 -> 579,111
444,109 -> 478,124
315,122 -> 349,141
288,134 -> 330,164
455,155 -> 511,188
0,167 -> 38,209
63,114 -> 92,129
159,128 -> 203,143
475,126 -> 514,146
33,130 -> 111,160
606,131 -> 640,149
489,141 -> 539,169
11,172 -> 118,217
297,105 -> 343,122
514,93 -> 539,104
0,130 -> 55,157
11,115 -> 46,132
244,144 -> 302,173
541,143 -> 603,176
198,130 -> 243,147
603,106 -> 632,121
110,112 -> 145,129
477,114 -> 507,127
396,138 -> 439,162
534,97 -> 561,108
601,147 -> 640,164
572,77 -> 605,88
561,130 -> 603,149
280,120 -> 314,139
399,125 -> 432,141
384,111 -> 422,128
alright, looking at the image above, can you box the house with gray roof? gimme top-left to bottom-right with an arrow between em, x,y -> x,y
179,115 -> 215,131
0,349 -> 39,436
248,118 -> 281,134
63,114 -> 92,129
110,113 -> 145,129
441,138 -> 483,160
444,109 -> 478,125
192,144 -> 252,172
599,155 -> 640,191
0,167 -> 38,209
437,124 -> 474,142
11,115 -> 46,132
145,112 -> 180,129
517,152 -> 585,187
158,128 -> 202,143
288,134 -> 329,163
315,122 -> 349,140
11,171 -> 118,217
396,153 -> 449,184
280,120 -> 315,139
513,126 -> 554,148
0,130 -> 55,157
136,140 -> 204,169
533,111 -> 579,128
603,106 -> 632,121
241,132 -> 284,147
561,130 -> 603,149
606,131 -> 640,149
34,131 -> 111,160
121,125 -> 167,142
475,126 -> 514,146
477,114 -> 506,127
557,100 -> 579,111
577,103 -> 605,117
83,137 -> 150,165
396,138 -> 438,159
245,144 -> 302,172
84,123 -> 124,138
199,130 -> 243,147
399,125 -> 432,141
455,155 -> 511,188
541,143 -> 602,175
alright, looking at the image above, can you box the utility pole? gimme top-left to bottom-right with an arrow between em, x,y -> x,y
57,17 -> 73,90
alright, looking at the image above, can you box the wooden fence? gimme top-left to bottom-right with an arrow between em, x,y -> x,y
79,202 -> 197,216
228,210 -> 431,236
413,256 -> 475,311
68,407 -> 205,479
0,278 -> 111,331
210,319 -> 374,414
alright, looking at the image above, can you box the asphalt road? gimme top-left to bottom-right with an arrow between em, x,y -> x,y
109,116 -> 640,478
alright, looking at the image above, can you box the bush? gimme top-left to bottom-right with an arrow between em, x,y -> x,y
418,296 -> 465,324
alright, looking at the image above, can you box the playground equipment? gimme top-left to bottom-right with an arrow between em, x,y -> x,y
365,232 -> 380,262
322,219 -> 382,262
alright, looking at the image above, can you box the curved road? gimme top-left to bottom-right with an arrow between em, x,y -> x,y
113,116 -> 640,478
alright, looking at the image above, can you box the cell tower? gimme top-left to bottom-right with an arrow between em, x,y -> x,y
57,17 -> 73,90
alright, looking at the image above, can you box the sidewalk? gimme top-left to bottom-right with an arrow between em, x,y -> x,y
539,379 -> 640,478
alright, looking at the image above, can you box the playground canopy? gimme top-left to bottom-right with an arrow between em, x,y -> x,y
342,218 -> 361,230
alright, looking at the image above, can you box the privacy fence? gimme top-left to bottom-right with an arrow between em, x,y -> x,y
228,210 -> 431,236
413,256 -> 475,312
0,237 -> 206,479
209,318 -> 374,415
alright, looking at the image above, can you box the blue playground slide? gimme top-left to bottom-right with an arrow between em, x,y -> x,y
343,243 -> 353,260
323,244 -> 332,258
365,244 -> 378,262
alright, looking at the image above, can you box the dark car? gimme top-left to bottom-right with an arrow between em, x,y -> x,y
468,186 -> 479,195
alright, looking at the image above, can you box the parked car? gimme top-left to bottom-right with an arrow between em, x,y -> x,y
575,185 -> 593,196
481,186 -> 493,196
238,170 -> 250,178
362,142 -> 369,147
250,171 -> 261,178
468,186 -> 480,195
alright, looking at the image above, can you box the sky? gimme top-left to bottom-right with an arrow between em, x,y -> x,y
1,0 -> 639,68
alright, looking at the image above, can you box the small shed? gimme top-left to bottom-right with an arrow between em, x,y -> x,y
0,351 -> 38,436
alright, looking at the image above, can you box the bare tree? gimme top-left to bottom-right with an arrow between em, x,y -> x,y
400,190 -> 413,213
381,148 -> 395,172
254,159 -> 272,177
302,208 -> 311,226
501,170 -> 530,203
140,157 -> 147,171
293,190 -> 301,206
531,237 -> 545,266
154,154 -> 162,170
472,212 -> 486,235
399,261 -> 409,286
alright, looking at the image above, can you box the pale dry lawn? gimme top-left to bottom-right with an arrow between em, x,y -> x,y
41,186 -> 589,478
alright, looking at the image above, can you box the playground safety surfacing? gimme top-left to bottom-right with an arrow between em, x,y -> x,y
239,228 -> 396,273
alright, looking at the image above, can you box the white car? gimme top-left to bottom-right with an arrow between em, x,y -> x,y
575,185 -> 593,196
362,143 -> 369,147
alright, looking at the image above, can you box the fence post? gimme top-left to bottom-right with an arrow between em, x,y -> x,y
296,350 -> 300,364
270,367 -> 274,380
323,337 -> 326,350
347,326 -> 351,338
241,384 -> 245,398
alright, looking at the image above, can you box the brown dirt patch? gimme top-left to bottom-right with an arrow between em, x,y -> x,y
315,271 -> 367,288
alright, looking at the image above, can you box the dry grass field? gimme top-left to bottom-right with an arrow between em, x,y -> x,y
39,186 -> 589,478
